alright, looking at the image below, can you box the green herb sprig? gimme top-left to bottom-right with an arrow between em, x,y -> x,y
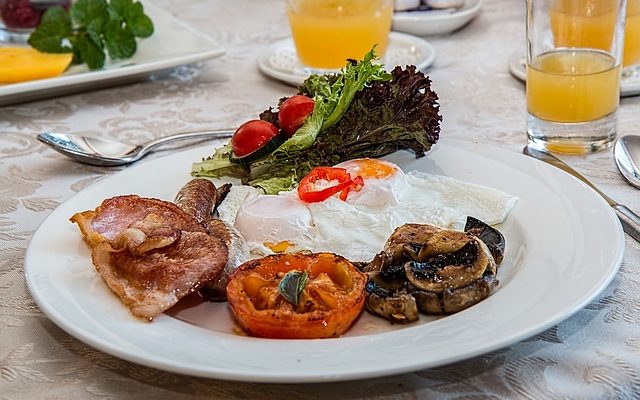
278,270 -> 309,306
28,0 -> 154,70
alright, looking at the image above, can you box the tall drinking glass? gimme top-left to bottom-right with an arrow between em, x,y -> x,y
526,0 -> 626,154
624,0 -> 640,74
286,0 -> 393,70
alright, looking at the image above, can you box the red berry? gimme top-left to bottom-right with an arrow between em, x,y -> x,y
1,0 -> 41,29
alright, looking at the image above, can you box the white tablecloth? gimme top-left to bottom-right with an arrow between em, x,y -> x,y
2,0 -> 640,398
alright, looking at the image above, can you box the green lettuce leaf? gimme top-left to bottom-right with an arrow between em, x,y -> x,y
192,60 -> 441,194
272,49 -> 390,156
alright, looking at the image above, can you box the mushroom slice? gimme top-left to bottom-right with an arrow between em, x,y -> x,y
365,279 -> 418,323
412,290 -> 443,314
412,269 -> 498,314
363,222 -> 505,322
441,270 -> 498,313
405,235 -> 491,293
362,251 -> 392,273
385,223 -> 442,248
464,216 -> 506,265
384,223 -> 442,261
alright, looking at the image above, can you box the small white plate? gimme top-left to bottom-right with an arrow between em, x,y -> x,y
24,140 -> 624,383
392,0 -> 483,36
0,1 -> 225,106
257,32 -> 436,87
508,54 -> 640,97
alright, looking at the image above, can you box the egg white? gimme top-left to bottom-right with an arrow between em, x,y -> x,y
219,162 -> 518,262
334,159 -> 409,208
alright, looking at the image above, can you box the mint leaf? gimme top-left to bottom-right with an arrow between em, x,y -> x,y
27,7 -> 72,53
104,19 -> 136,59
125,2 -> 153,37
27,0 -> 154,70
110,0 -> 153,37
109,0 -> 131,16
71,0 -> 108,26
74,33 -> 106,69
86,18 -> 106,50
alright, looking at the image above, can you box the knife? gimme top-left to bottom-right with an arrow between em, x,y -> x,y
523,145 -> 640,243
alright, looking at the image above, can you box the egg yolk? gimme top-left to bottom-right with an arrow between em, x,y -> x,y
342,159 -> 397,180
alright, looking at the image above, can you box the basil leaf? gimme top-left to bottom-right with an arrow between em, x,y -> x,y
278,270 -> 309,306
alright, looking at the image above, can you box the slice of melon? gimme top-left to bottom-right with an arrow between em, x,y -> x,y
0,47 -> 73,84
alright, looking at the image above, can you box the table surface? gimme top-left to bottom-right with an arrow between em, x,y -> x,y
2,0 -> 640,398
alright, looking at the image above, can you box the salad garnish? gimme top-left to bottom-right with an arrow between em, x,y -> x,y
192,49 -> 441,194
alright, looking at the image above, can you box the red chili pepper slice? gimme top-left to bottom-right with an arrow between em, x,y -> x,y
297,167 -> 363,203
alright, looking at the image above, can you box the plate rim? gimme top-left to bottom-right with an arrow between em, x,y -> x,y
257,31 -> 436,87
24,139 -> 625,383
508,53 -> 640,97
0,1 -> 225,104
393,0 -> 483,22
391,0 -> 483,35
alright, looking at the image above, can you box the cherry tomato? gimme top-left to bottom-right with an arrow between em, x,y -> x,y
278,95 -> 315,137
226,252 -> 368,339
297,167 -> 364,203
231,120 -> 279,157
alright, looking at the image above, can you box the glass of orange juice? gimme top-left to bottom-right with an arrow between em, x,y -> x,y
286,0 -> 393,70
526,0 -> 626,154
624,0 -> 640,74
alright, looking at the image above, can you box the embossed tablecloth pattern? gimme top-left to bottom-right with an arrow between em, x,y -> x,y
2,0 -> 640,398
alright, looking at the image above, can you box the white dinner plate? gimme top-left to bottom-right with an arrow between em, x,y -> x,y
508,54 -> 640,97
24,139 -> 624,383
0,1 -> 225,106
257,32 -> 436,87
392,0 -> 483,36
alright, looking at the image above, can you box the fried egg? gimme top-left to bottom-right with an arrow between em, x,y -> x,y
233,194 -> 317,253
220,159 -> 518,262
334,158 -> 408,208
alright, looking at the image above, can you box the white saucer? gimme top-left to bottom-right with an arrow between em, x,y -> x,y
257,32 -> 436,87
508,53 -> 640,97
392,0 -> 483,36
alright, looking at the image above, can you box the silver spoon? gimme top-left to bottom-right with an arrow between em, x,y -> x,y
37,128 -> 234,167
524,145 -> 640,243
614,135 -> 640,189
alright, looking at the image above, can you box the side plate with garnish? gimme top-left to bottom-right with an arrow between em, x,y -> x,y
0,1 -> 224,106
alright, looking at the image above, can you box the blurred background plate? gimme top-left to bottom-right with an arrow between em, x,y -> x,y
257,32 -> 436,87
392,0 -> 482,36
0,1 -> 225,106
508,54 -> 640,98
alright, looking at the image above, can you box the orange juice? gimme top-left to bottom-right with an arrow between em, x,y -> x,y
624,0 -> 640,66
550,0 -> 619,51
527,49 -> 620,123
286,0 -> 393,69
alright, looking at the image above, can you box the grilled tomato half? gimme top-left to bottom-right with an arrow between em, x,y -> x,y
226,252 -> 367,339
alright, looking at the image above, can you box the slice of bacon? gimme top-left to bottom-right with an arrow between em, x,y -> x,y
92,230 -> 227,319
70,194 -> 228,320
71,195 -> 207,248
